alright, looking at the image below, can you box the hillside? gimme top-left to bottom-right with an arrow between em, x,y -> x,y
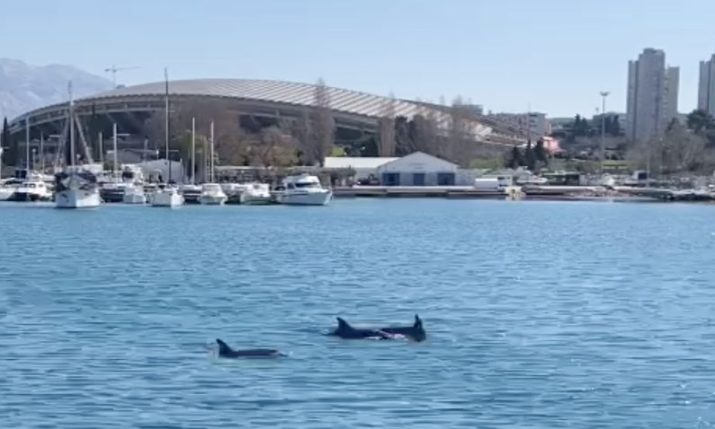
0,58 -> 112,120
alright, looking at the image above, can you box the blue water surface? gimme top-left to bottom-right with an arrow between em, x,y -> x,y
1,199 -> 715,428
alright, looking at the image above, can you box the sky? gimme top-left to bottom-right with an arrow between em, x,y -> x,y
2,0 -> 715,117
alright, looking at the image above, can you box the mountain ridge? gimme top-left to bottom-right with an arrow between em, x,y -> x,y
0,58 -> 112,120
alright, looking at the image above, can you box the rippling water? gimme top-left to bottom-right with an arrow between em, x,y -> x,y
2,199 -> 715,428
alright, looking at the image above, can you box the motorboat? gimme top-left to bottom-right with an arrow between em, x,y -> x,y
122,183 -> 146,204
239,182 -> 272,205
275,174 -> 332,206
198,183 -> 227,205
180,184 -> 202,204
10,172 -> 52,202
220,183 -> 244,204
150,183 -> 184,207
0,178 -> 23,201
99,179 -> 129,203
0,186 -> 16,201
55,167 -> 101,208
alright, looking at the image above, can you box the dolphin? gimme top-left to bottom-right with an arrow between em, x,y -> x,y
329,317 -> 395,340
215,339 -> 286,358
381,314 -> 427,342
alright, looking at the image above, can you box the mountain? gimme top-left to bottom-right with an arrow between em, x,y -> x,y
0,58 -> 112,120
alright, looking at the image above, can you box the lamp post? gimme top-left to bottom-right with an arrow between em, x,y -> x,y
599,91 -> 610,173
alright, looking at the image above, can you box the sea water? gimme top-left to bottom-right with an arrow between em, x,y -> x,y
1,199 -> 715,428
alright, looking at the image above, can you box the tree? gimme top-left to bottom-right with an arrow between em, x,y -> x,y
627,121 -> 713,176
409,113 -> 440,155
572,114 -> 582,135
658,120 -> 707,175
534,139 -> 548,169
686,109 -> 715,133
394,115 -> 413,156
310,78 -> 335,166
608,115 -> 622,136
295,108 -> 312,165
447,96 -> 472,163
524,141 -> 536,170
505,146 -> 522,169
1,117 -> 11,166
377,93 -> 397,157
254,125 -> 298,167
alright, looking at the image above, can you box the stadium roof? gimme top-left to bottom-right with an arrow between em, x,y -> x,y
81,78 -> 435,120
10,78 -> 528,145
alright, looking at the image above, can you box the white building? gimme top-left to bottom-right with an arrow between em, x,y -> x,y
136,159 -> 185,183
625,48 -> 680,143
376,152 -> 458,186
698,54 -> 715,116
324,156 -> 398,181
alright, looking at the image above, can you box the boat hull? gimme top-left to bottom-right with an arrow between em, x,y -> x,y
276,190 -> 332,206
99,188 -> 126,203
151,190 -> 184,207
55,189 -> 101,209
199,194 -> 227,205
0,188 -> 15,201
122,191 -> 146,204
8,191 -> 47,202
240,192 -> 272,205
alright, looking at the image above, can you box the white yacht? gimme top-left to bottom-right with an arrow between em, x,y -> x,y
10,173 -> 52,202
0,185 -> 16,201
55,167 -> 101,208
122,183 -> 146,204
55,83 -> 101,209
198,183 -> 227,205
180,184 -> 202,204
239,182 -> 272,205
150,184 -> 184,207
275,174 -> 332,206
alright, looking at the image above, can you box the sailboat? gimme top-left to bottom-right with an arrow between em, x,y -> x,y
198,121 -> 227,205
55,82 -> 101,209
179,117 -> 201,204
151,68 -> 184,208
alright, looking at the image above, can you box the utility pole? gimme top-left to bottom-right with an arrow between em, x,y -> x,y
600,91 -> 609,174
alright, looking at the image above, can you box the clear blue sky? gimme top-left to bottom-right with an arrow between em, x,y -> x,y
3,0 -> 715,117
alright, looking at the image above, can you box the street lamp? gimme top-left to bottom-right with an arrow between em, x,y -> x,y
600,91 -> 610,173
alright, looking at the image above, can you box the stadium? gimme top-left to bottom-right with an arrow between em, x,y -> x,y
6,78 -> 524,167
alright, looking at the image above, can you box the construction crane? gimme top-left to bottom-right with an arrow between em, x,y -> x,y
104,65 -> 140,88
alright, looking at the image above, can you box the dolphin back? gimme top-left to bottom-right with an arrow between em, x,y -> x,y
216,338 -> 234,356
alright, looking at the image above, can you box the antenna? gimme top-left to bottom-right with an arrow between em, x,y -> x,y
104,65 -> 140,88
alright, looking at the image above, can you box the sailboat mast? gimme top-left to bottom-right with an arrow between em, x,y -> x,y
210,120 -> 215,183
40,133 -> 44,172
164,67 -> 170,183
69,82 -> 75,167
25,117 -> 30,171
113,123 -> 118,175
191,117 -> 196,185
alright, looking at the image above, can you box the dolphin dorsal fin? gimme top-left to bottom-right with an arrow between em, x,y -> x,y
337,317 -> 352,331
216,338 -> 233,355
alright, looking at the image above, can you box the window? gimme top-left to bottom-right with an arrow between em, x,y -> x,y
437,173 -> 455,186
413,173 -> 425,186
382,173 -> 400,186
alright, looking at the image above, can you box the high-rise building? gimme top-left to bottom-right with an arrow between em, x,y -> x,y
625,48 -> 679,143
698,54 -> 715,116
